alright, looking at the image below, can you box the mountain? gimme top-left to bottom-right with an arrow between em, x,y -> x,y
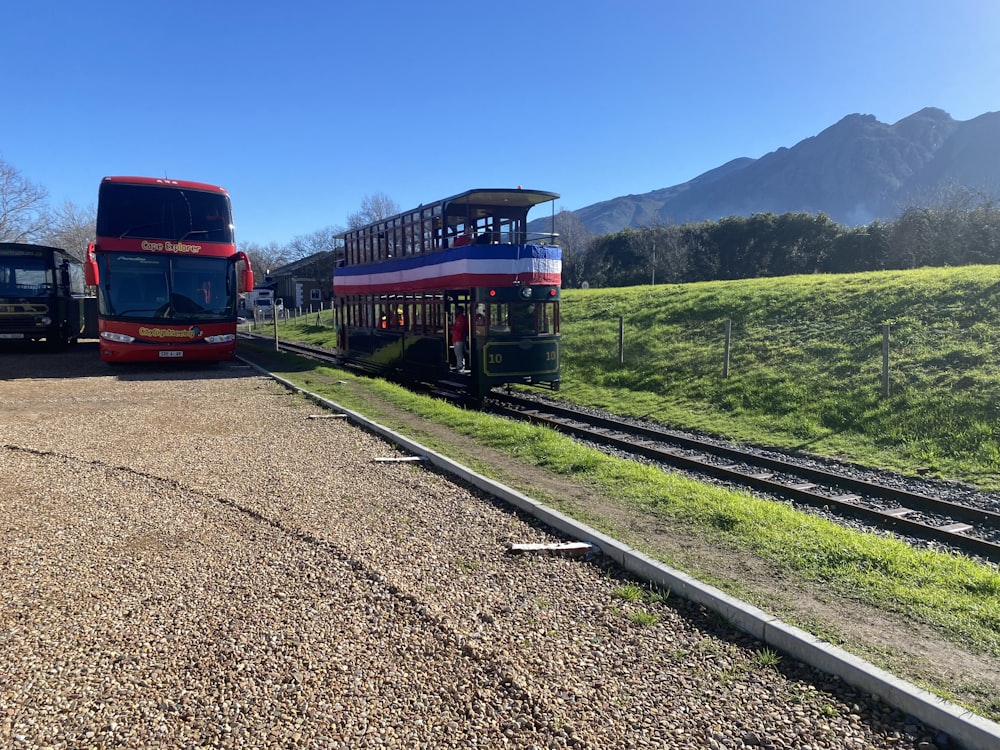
561,108 -> 1000,236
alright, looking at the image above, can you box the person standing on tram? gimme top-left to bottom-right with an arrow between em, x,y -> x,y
452,305 -> 469,372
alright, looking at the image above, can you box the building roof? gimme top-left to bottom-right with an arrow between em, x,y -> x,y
268,250 -> 337,278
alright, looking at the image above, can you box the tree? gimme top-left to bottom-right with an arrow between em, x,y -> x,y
681,222 -> 719,282
580,228 -> 650,288
286,226 -> 343,297
888,206 -> 936,269
0,157 -> 48,243
37,200 -> 96,260
642,223 -> 688,285
286,226 -> 343,260
239,241 -> 291,279
346,192 -> 399,229
823,222 -> 889,273
552,209 -> 593,289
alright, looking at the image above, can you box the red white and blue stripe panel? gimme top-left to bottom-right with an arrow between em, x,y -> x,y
333,244 -> 562,296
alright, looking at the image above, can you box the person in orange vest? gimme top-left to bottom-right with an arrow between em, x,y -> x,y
451,305 -> 469,372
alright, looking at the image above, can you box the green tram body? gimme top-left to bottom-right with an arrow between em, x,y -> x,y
338,285 -> 560,399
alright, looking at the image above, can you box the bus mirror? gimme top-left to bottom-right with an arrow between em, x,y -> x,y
84,242 -> 99,286
236,251 -> 254,292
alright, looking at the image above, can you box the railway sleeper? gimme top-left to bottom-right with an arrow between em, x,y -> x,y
938,522 -> 974,534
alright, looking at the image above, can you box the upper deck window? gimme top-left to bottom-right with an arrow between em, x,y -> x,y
97,183 -> 234,244
339,189 -> 559,268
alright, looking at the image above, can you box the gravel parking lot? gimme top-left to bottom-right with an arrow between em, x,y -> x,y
1,344 -> 944,748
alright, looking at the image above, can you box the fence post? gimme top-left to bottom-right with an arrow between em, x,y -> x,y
723,318 -> 732,378
882,323 -> 891,398
618,316 -> 625,364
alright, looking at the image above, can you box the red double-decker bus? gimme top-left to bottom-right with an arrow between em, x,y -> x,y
84,176 -> 254,363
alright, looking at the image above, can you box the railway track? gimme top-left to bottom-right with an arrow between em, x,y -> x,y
490,392 -> 1000,563
240,335 -> 1000,563
240,332 -> 341,364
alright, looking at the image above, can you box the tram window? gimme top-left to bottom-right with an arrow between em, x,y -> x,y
430,302 -> 445,333
474,304 -> 487,335
489,304 -> 511,333
537,303 -> 550,333
510,304 -> 538,335
491,303 -> 553,336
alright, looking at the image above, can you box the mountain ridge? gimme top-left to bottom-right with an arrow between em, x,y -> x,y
562,108 -> 1000,236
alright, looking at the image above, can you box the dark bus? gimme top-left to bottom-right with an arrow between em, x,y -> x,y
0,242 -> 93,348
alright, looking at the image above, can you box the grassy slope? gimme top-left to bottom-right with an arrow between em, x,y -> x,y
559,267 -> 1000,488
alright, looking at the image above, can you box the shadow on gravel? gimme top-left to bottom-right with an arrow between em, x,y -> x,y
236,342 -> 327,375
0,341 -> 258,382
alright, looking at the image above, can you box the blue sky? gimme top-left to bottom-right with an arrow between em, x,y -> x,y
5,1 -> 999,247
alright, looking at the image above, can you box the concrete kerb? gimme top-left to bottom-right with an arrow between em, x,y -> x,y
243,360 -> 1000,750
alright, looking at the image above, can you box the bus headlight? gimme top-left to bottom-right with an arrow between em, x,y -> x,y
100,331 -> 135,344
204,333 -> 236,344
37,316 -> 52,326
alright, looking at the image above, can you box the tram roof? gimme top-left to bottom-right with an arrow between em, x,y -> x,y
341,188 -> 560,239
440,188 -> 559,213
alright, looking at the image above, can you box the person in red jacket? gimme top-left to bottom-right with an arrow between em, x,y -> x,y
452,305 -> 469,372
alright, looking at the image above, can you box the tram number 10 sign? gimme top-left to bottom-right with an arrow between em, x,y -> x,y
483,342 -> 559,377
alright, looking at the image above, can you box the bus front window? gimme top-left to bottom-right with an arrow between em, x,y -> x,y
98,254 -> 235,319
99,254 -> 168,317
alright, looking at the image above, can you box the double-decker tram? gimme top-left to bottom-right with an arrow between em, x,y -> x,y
0,242 -> 92,348
334,188 -> 561,399
84,176 -> 254,363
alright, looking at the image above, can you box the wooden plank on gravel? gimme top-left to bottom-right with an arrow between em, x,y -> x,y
507,542 -> 594,557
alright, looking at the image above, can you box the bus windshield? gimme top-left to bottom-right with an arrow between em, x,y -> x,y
96,182 -> 234,243
0,255 -> 50,296
97,253 -> 236,320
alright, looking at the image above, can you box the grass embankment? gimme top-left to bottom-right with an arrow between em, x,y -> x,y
247,266 -> 1000,714
560,267 -> 1000,488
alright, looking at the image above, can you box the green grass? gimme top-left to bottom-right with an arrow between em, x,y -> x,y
754,647 -> 783,669
612,583 -> 646,602
556,267 -> 1000,488
627,610 -> 660,627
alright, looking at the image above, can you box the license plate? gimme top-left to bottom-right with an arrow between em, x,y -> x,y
0,333 -> 24,339
159,350 -> 183,358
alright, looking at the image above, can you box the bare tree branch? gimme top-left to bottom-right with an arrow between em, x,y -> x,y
346,192 -> 399,229
38,200 -> 96,260
238,241 -> 291,278
0,157 -> 49,243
